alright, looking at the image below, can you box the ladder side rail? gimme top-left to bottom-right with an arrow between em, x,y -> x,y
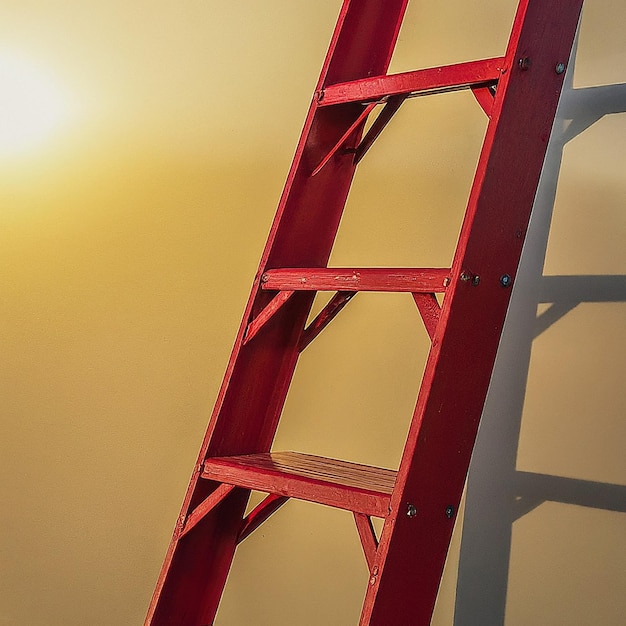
145,2 -> 409,624
363,1 -> 584,624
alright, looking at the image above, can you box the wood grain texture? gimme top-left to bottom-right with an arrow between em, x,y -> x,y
202,452 -> 396,518
262,267 -> 450,292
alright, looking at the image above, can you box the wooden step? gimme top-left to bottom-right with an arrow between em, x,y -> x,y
261,267 -> 450,293
202,451 -> 396,518
317,57 -> 503,106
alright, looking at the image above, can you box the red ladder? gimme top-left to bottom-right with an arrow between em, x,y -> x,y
145,1 -> 583,624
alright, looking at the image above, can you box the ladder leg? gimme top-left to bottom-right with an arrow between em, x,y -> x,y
147,486 -> 248,626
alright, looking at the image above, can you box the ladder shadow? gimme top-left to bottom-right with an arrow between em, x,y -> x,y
453,34 -> 626,626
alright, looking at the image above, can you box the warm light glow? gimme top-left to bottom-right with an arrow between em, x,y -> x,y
0,52 -> 71,158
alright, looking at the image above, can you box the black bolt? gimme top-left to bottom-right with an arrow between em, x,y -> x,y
500,274 -> 512,287
407,504 -> 417,518
519,57 -> 531,71
471,275 -> 481,286
445,505 -> 455,519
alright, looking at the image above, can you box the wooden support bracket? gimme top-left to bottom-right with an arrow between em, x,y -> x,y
354,95 -> 407,165
354,512 -> 379,571
312,103 -> 377,176
238,493 -> 290,544
180,483 -> 236,538
471,84 -> 497,117
299,291 -> 356,352
244,290 -> 295,345
412,292 -> 441,341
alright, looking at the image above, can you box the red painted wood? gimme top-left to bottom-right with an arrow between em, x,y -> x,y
412,292 -> 441,341
146,3 -> 410,623
146,1 -> 583,624
202,452 -> 396,518
237,493 -> 289,543
261,267 -> 450,292
243,290 -> 294,345
312,102 -> 377,176
354,95 -> 407,165
180,484 -> 235,538
471,84 -> 496,117
354,513 -> 379,571
319,57 -> 503,106
362,1 -> 584,624
299,290 -> 356,352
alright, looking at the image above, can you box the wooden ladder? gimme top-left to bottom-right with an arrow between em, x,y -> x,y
145,1 -> 583,624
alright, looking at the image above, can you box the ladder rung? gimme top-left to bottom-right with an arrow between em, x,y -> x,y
318,57 -> 504,106
202,452 -> 396,518
261,268 -> 450,292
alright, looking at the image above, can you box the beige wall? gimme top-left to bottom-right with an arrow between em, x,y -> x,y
0,1 -> 624,624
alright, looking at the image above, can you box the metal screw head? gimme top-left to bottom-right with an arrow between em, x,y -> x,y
369,565 -> 379,585
500,274 -> 512,287
519,57 -> 531,70
406,504 -> 417,518
445,505 -> 455,519
461,272 -> 480,286
555,62 -> 566,74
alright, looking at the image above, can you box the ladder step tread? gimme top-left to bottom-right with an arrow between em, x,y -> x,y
318,56 -> 503,106
202,451 -> 396,518
261,267 -> 450,292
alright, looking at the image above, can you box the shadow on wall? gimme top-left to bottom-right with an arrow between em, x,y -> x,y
454,33 -> 626,626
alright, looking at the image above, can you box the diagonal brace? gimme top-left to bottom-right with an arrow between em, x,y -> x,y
237,493 -> 290,544
354,94 -> 407,165
311,102 -> 377,176
180,483 -> 236,538
244,290 -> 295,345
354,512 -> 379,571
299,291 -> 356,352
412,292 -> 441,341
471,84 -> 497,117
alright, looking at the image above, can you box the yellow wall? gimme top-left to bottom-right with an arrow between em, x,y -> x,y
0,1 -> 624,624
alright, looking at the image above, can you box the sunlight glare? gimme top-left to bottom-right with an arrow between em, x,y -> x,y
0,52 -> 72,159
